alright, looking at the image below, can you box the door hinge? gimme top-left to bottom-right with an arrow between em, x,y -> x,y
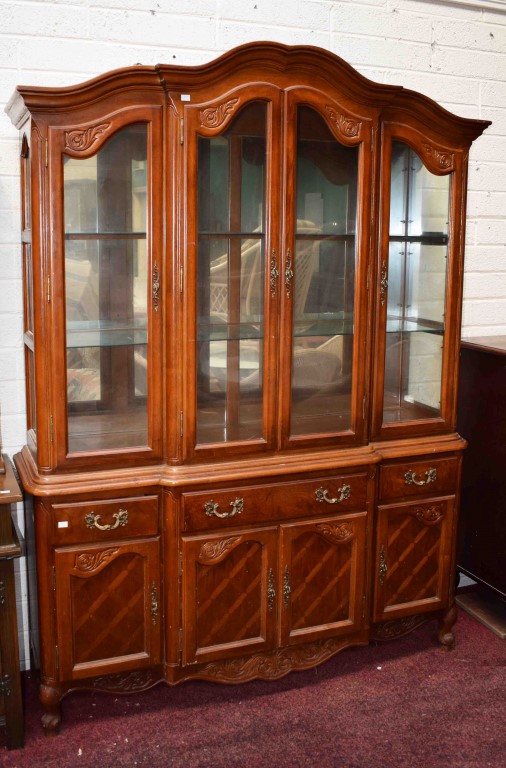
179,550 -> 183,577
179,627 -> 183,653
45,138 -> 48,168
52,565 -> 56,591
180,411 -> 183,438
50,415 -> 54,444
55,644 -> 59,671
47,275 -> 51,303
180,265 -> 183,294
362,593 -> 367,619
180,117 -> 184,145
363,395 -> 367,420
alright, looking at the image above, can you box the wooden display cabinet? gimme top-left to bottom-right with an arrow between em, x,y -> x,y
5,42 -> 489,734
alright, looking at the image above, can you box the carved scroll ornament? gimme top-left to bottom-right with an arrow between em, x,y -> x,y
421,143 -> 455,171
65,122 -> 111,152
325,106 -> 361,140
74,547 -> 119,572
199,536 -> 241,563
200,98 -> 240,129
315,521 -> 354,544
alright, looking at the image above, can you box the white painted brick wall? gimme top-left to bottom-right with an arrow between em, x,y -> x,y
0,0 -> 504,670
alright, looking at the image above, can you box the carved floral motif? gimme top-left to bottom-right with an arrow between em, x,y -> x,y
325,106 -> 361,139
421,143 -> 454,170
200,98 -> 240,129
315,522 -> 354,544
74,547 -> 119,572
199,536 -> 241,562
200,636 -> 351,682
92,669 -> 159,692
414,503 -> 445,525
65,122 -> 111,152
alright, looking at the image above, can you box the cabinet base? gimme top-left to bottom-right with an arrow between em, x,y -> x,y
38,612 -> 452,735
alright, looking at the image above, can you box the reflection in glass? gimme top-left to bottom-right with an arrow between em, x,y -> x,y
64,124 -> 149,453
196,103 -> 266,445
290,106 -> 358,437
383,141 -> 450,423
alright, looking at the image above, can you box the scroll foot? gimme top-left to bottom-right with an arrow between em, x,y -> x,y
438,604 -> 458,650
40,683 -> 62,736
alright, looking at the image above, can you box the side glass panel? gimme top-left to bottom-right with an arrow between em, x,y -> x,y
383,141 -> 450,424
290,106 -> 358,437
64,124 -> 148,453
196,102 -> 266,445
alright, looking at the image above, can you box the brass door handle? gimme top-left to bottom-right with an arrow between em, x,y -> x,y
404,468 -> 437,486
379,545 -> 388,585
267,568 -> 276,612
84,508 -> 128,531
315,485 -> 351,504
204,497 -> 244,519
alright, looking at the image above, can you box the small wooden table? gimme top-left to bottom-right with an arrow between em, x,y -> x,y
0,455 -> 24,749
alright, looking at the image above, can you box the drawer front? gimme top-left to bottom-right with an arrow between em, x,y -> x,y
52,495 -> 159,545
379,456 -> 459,501
183,473 -> 369,531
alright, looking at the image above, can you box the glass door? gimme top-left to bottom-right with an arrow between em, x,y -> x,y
373,130 -> 455,438
186,90 -> 280,457
52,108 -> 163,466
63,124 -> 149,453
280,94 -> 370,448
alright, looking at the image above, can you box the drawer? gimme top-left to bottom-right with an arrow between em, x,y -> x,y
52,495 -> 159,545
182,473 -> 369,531
379,456 -> 459,501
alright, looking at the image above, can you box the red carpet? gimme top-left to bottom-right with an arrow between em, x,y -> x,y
1,611 -> 505,767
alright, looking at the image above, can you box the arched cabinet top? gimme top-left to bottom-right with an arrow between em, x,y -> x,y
6,41 -> 490,145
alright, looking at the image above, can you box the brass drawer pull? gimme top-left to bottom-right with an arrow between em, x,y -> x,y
315,484 -> 351,504
84,508 -> 128,531
404,467 -> 437,487
204,497 -> 244,519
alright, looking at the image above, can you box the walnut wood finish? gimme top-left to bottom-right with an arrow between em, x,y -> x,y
5,42 -> 489,734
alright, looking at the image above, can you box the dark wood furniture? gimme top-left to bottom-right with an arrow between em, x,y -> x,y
0,456 -> 24,749
457,336 -> 506,598
5,42 -> 490,734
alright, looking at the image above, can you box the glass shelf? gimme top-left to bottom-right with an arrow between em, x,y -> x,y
66,319 -> 148,348
197,320 -> 263,342
386,318 -> 444,335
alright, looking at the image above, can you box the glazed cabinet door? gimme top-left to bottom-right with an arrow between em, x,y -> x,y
181,527 -> 278,665
54,538 -> 161,680
279,512 -> 367,646
184,87 -> 282,459
373,496 -> 456,623
372,124 -> 465,439
279,88 -> 372,449
49,106 -> 164,468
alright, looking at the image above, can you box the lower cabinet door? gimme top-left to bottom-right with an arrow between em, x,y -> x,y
54,538 -> 161,680
373,496 -> 456,622
181,527 -> 278,665
279,512 -> 367,647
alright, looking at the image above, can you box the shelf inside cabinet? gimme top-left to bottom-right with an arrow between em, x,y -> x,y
66,320 -> 148,348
